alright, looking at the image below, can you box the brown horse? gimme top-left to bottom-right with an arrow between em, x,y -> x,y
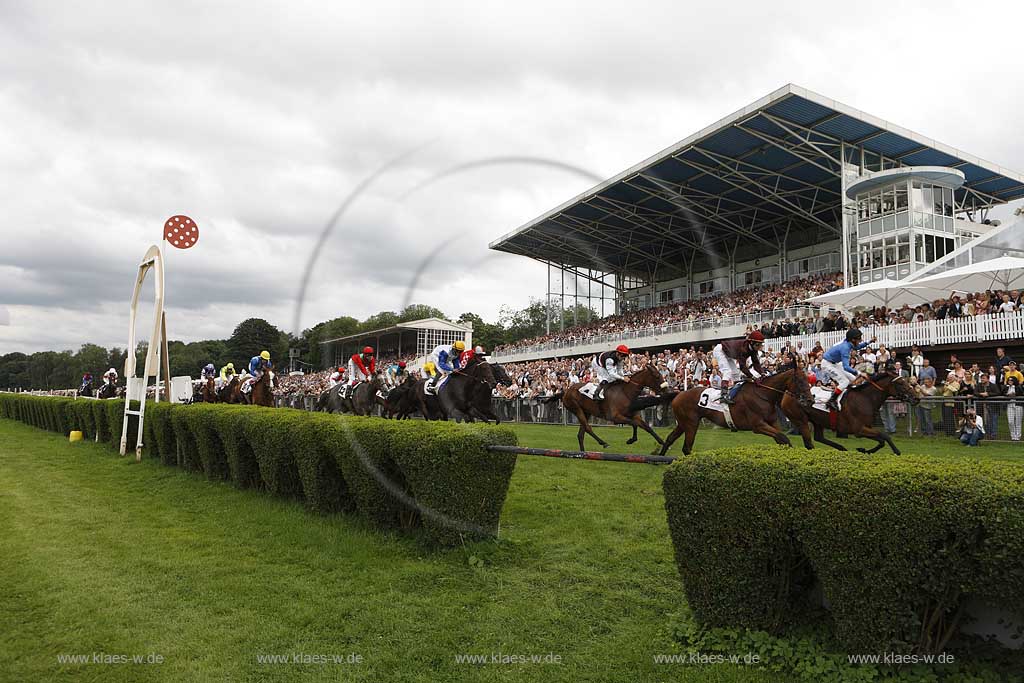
195,377 -> 218,403
659,364 -> 811,456
781,370 -> 919,455
218,376 -> 243,404
250,369 -> 277,407
554,364 -> 670,451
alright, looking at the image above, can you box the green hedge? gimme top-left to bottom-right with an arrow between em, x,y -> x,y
663,446 -> 1024,655
0,393 -> 519,547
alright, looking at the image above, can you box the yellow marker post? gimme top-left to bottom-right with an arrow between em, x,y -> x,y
69,431 -> 83,442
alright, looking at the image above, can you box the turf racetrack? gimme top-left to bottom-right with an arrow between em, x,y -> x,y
1,418 -> 1020,682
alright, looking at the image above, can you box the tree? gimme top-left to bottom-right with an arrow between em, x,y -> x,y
398,304 -> 447,322
74,344 -> 109,378
457,312 -> 507,352
227,318 -> 287,366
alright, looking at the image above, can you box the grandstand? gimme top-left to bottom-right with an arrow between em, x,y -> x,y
489,83 -> 1024,363
319,317 -> 472,369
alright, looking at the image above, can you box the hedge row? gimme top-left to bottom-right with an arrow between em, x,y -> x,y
663,446 -> 1024,655
0,394 -> 518,546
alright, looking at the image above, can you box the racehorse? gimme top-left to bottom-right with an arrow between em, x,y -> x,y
193,377 -> 218,403
781,366 -> 919,455
384,374 -> 419,418
98,382 -> 118,399
343,373 -> 384,416
438,357 -> 510,423
249,369 -> 277,407
405,378 -> 445,420
552,364 -> 671,452
79,381 -> 94,398
218,376 -> 243,404
659,363 -> 811,456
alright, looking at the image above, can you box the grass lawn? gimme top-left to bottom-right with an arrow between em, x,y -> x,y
1,418 -> 1020,682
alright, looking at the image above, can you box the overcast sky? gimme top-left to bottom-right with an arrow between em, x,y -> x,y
3,0 -> 1023,354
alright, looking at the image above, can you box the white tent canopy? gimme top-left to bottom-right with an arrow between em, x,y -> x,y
805,278 -> 935,310
904,256 -> 1024,298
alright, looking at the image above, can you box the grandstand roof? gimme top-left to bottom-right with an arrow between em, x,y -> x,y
318,317 -> 471,345
490,84 -> 1024,280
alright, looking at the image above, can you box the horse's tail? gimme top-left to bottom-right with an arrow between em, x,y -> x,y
628,391 -> 678,413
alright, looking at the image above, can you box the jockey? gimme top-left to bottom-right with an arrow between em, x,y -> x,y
80,372 -> 93,391
219,362 -> 235,383
346,346 -> 375,396
386,360 -> 408,389
714,331 -> 766,404
459,344 -> 485,368
820,328 -> 873,411
432,340 -> 465,374
329,366 -> 345,389
201,363 -> 217,381
247,350 -> 272,386
591,344 -> 630,400
103,367 -> 118,386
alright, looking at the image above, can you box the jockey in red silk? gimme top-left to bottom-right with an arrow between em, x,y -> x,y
347,346 -> 375,387
459,345 -> 485,368
715,330 -> 766,404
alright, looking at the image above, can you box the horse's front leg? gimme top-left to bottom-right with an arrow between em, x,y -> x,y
752,420 -> 792,447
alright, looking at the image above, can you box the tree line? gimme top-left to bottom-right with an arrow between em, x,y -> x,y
0,300 -> 598,390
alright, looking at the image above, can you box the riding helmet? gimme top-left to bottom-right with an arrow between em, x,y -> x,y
260,350 -> 271,360
846,328 -> 863,342
453,341 -> 466,351
363,346 -> 374,355
747,330 -> 765,343
616,344 -> 630,354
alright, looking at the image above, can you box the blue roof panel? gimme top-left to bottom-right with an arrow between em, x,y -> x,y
766,94 -> 834,126
899,148 -> 958,166
697,126 -> 762,157
813,114 -> 880,141
861,132 -> 921,156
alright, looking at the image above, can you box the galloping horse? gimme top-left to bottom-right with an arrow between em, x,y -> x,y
554,364 -> 671,452
249,369 -> 277,407
781,367 -> 919,455
385,375 -> 420,418
218,376 -> 244,404
659,362 -> 811,456
98,382 -> 118,399
343,373 -> 384,416
194,377 -> 218,403
438,357 -> 510,423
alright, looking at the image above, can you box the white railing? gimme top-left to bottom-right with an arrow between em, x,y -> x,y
494,306 -> 820,359
763,312 -> 1024,355
494,310 -> 1024,363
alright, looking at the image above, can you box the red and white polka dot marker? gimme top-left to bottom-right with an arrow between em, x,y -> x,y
163,215 -> 199,249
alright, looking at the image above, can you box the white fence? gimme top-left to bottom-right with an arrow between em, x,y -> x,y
494,311 -> 1024,363
763,312 -> 1024,355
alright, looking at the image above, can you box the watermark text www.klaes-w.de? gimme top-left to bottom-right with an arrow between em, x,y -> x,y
256,652 -> 363,665
57,652 -> 164,665
653,652 -> 761,665
848,652 -> 955,665
455,652 -> 562,665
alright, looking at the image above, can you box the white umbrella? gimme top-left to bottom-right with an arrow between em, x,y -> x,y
805,278 -> 935,309
902,256 -> 1024,297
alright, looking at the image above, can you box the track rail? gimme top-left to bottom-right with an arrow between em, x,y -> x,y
487,444 -> 677,465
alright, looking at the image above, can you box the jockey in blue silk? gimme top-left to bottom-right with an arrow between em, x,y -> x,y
201,363 -> 216,381
80,373 -> 93,391
820,328 -> 874,411
427,340 -> 465,390
248,350 -> 272,383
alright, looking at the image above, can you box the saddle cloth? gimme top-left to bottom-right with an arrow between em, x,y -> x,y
424,376 -> 448,396
579,383 -> 600,400
375,389 -> 388,401
697,387 -> 726,413
810,386 -> 842,412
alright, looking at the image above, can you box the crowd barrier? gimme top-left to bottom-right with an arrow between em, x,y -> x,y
270,392 -> 1023,443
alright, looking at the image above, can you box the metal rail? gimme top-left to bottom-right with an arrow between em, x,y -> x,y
487,444 -> 677,465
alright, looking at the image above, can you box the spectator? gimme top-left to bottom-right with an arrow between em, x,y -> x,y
995,347 -> 1013,387
1005,360 -> 1024,386
909,347 -> 924,378
918,358 -> 937,384
976,368 -> 1002,437
915,376 -> 937,436
1005,377 -> 1022,441
958,407 -> 985,447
